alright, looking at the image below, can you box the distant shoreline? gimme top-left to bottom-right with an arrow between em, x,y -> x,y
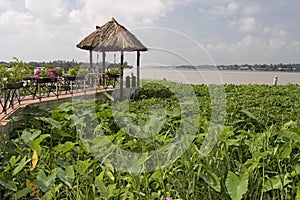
140,67 -> 300,73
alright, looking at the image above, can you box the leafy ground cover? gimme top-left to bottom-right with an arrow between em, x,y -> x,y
0,81 -> 300,199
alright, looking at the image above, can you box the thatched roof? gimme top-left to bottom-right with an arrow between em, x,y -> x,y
76,17 -> 147,52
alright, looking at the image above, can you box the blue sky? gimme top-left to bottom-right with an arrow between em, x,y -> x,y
0,0 -> 300,65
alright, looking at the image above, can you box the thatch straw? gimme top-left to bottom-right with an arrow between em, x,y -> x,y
76,17 -> 147,52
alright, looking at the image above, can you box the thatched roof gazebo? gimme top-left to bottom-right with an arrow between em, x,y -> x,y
76,17 -> 148,98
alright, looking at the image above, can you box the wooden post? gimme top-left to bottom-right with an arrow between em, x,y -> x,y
89,50 -> 93,70
137,51 -> 140,88
102,52 -> 106,89
38,83 -> 41,102
120,51 -> 124,99
56,81 -> 58,99
273,76 -> 278,86
102,52 -> 106,73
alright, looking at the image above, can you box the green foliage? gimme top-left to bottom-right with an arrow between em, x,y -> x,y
0,57 -> 34,86
105,68 -> 120,76
67,66 -> 88,76
0,81 -> 300,199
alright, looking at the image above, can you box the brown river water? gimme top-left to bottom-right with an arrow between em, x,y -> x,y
124,68 -> 300,85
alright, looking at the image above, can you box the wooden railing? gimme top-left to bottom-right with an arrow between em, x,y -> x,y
0,73 -> 119,115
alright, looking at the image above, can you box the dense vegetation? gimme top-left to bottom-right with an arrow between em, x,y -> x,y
0,81 -> 300,199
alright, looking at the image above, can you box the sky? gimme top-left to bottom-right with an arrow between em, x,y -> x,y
0,0 -> 300,65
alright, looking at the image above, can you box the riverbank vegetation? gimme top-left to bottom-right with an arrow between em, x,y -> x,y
0,81 -> 300,199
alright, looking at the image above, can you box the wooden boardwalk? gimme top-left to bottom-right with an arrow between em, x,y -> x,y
0,86 -> 114,125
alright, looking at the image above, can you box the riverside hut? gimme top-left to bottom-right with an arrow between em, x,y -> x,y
76,17 -> 148,98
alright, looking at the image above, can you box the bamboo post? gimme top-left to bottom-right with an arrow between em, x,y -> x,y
120,51 -> 124,99
137,51 -> 140,88
102,51 -> 106,89
89,50 -> 93,70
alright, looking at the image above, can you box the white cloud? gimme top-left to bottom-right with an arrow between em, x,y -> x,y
227,2 -> 239,12
268,38 -> 286,49
24,0 -> 69,24
238,17 -> 256,32
0,9 -> 35,36
0,0 -> 192,61
263,26 -> 287,37
243,4 -> 260,15
206,2 -> 239,16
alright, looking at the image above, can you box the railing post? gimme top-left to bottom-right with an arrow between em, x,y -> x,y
3,87 -> 6,114
56,81 -> 59,99
18,88 -> 21,104
71,80 -> 73,96
38,82 -> 41,101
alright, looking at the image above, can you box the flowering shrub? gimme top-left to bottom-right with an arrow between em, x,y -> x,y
35,68 -> 62,82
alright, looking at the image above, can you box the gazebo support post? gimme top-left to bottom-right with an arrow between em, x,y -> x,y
120,51 -> 124,99
102,52 -> 106,88
102,52 -> 106,73
137,51 -> 140,88
89,50 -> 93,70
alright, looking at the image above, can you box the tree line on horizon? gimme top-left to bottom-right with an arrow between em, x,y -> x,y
1,59 -> 300,72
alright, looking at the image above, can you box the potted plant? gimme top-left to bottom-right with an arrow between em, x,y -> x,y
34,67 -> 62,83
65,66 -> 88,81
106,68 -> 121,78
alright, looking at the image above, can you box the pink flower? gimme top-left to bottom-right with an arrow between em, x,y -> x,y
166,197 -> 173,200
51,68 -> 59,75
35,75 -> 39,79
35,69 -> 40,75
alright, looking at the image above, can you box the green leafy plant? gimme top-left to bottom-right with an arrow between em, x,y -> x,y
67,66 -> 88,76
0,81 -> 300,199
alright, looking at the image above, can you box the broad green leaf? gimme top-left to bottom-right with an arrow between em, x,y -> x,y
138,153 -> 151,165
21,129 -> 41,143
278,144 -> 292,159
226,171 -> 249,200
280,131 -> 300,143
36,170 -> 57,193
28,134 -> 50,154
53,141 -> 76,153
296,186 -> 300,200
38,117 -> 61,130
0,178 -> 17,191
95,179 -> 107,197
9,155 -> 21,168
57,102 -> 73,112
199,170 -> 221,192
13,187 -> 32,200
13,156 -> 30,176
75,159 -> 93,174
41,183 -> 62,200
107,184 -> 116,199
57,166 -> 75,189
263,174 -> 291,192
